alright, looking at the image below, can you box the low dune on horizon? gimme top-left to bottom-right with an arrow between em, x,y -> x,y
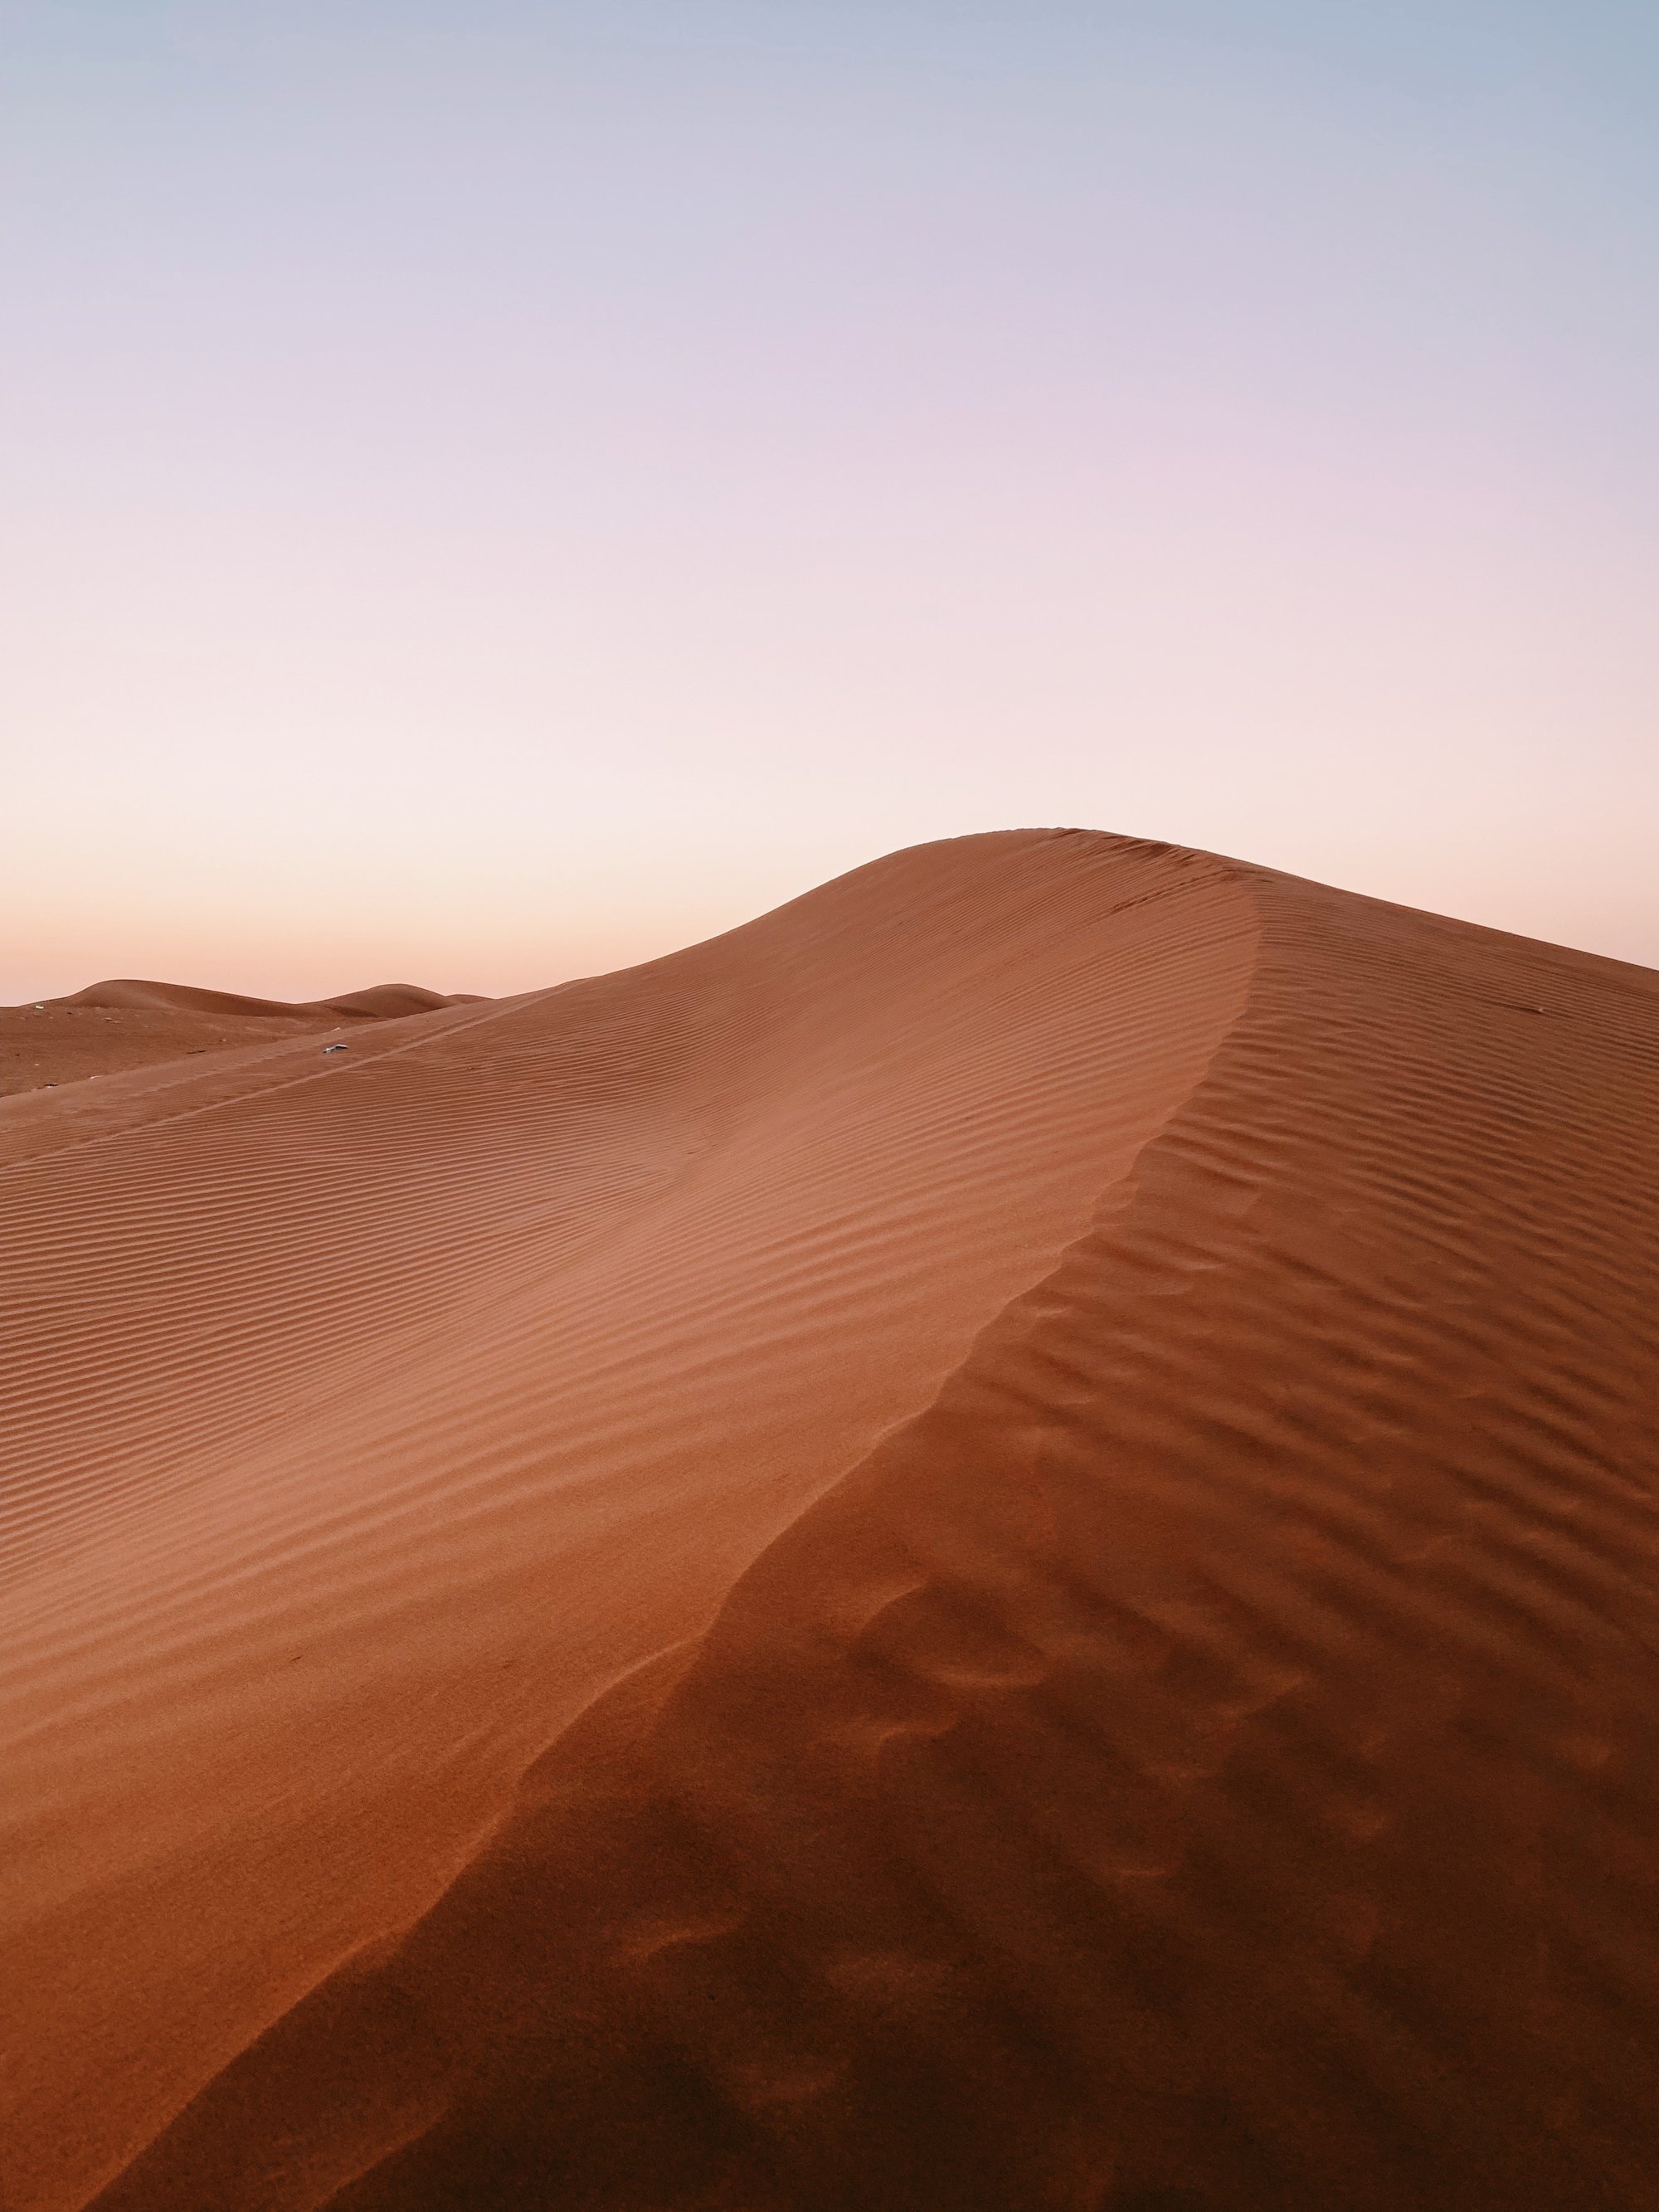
3,827 -> 1657,2211
0,978 -> 485,1101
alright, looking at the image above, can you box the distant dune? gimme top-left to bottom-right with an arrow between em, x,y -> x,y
1,979 -> 484,1099
2,829 -> 1657,2211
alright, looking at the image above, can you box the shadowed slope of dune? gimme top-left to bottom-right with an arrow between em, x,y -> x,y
0,979 -> 484,1099
2,831 -> 1260,2212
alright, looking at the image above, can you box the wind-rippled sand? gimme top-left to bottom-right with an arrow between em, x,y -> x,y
3,830 -> 1657,2210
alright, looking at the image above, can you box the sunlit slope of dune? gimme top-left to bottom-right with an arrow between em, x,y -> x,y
0,830 -> 1260,2212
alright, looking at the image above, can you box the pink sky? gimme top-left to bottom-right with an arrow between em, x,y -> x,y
6,2 -> 1657,1001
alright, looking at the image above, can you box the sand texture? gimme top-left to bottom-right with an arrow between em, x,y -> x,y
1,980 -> 482,1104
3,829 -> 1657,2210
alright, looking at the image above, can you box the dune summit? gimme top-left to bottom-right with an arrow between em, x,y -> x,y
2,828 -> 1657,2211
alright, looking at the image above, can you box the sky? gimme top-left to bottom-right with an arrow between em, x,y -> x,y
4,0 -> 1657,1000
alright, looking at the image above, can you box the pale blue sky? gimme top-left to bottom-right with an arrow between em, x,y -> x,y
4,2 -> 1656,995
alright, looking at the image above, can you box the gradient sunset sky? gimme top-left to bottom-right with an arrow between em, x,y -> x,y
5,0 -> 1657,1000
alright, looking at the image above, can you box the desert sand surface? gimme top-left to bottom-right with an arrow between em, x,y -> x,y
3,828 -> 1657,2211
0,979 -> 482,1100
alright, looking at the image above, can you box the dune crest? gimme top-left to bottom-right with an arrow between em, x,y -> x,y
3,830 -> 1657,2211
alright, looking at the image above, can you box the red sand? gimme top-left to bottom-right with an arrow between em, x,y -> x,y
2,830 -> 1657,2211
0,979 -> 480,1100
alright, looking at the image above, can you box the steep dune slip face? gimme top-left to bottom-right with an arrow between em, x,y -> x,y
3,837 -> 1657,2211
0,831 -> 1257,2212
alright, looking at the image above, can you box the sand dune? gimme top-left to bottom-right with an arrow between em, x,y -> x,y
3,830 -> 1657,2212
1,979 -> 482,1100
